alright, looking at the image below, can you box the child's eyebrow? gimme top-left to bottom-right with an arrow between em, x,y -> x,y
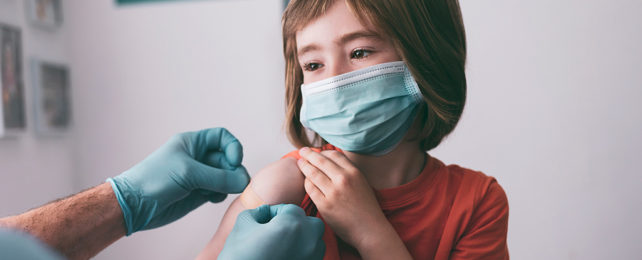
298,44 -> 321,58
335,30 -> 382,45
297,30 -> 382,58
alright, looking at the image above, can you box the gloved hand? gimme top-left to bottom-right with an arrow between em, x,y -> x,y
107,128 -> 250,235
219,204 -> 326,260
0,229 -> 63,260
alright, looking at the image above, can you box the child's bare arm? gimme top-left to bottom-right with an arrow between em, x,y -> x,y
196,157 -> 306,259
195,197 -> 245,260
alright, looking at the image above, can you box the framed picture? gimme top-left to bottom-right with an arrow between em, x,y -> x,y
116,0 -> 182,5
0,24 -> 26,137
31,59 -> 71,135
26,0 -> 63,28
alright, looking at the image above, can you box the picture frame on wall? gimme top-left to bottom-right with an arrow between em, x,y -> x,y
116,0 -> 184,5
31,59 -> 71,136
0,24 -> 26,137
26,0 -> 63,29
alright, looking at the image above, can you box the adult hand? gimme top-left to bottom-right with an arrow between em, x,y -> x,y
108,128 -> 250,235
219,204 -> 325,260
297,148 -> 388,250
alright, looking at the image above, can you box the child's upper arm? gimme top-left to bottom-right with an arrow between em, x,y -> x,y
250,156 -> 306,205
196,157 -> 306,259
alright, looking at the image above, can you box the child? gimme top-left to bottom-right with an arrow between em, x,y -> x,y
198,0 -> 509,259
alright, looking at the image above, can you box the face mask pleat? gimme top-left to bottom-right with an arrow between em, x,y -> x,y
299,62 -> 423,156
303,72 -> 413,117
320,107 -> 418,155
306,97 -> 418,135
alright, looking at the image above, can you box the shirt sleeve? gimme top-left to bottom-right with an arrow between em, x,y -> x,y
450,179 -> 510,260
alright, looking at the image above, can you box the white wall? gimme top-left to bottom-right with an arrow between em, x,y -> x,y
1,0 -> 640,259
0,0 -> 74,217
65,0 -> 289,259
432,1 -> 642,259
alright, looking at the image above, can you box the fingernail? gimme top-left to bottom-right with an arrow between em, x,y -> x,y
300,147 -> 310,153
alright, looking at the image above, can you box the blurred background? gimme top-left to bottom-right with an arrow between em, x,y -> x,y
0,0 -> 640,259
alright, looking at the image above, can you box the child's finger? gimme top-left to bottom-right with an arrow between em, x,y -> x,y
320,150 -> 359,172
304,178 -> 326,206
297,158 -> 332,195
299,147 -> 343,180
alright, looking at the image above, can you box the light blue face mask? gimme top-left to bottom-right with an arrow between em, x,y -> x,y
300,61 -> 423,155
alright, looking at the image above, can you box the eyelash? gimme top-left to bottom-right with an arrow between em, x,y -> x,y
350,48 -> 373,59
303,62 -> 323,72
302,48 -> 375,72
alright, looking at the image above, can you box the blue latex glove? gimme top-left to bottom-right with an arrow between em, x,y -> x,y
107,128 -> 250,235
0,228 -> 63,260
219,204 -> 325,260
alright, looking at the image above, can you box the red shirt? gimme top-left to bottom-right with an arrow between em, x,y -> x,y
283,145 -> 509,260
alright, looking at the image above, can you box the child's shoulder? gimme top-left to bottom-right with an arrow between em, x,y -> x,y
438,161 -> 507,206
252,144 -> 338,205
441,162 -> 499,186
250,155 -> 306,205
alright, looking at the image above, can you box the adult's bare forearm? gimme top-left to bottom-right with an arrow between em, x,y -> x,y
0,183 -> 126,260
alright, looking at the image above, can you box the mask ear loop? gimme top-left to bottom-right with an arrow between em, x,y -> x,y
239,181 -> 267,209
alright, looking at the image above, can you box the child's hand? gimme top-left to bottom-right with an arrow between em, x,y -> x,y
296,147 -> 389,251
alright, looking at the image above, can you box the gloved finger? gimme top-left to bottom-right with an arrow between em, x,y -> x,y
190,162 -> 250,194
305,216 -> 325,240
310,238 -> 326,260
201,128 -> 244,167
298,219 -> 325,260
269,204 -> 306,219
202,152 -> 236,170
206,192 -> 228,203
224,140 -> 243,168
197,189 -> 228,203
238,204 -> 272,224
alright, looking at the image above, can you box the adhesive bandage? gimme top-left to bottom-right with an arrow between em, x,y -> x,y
239,181 -> 266,209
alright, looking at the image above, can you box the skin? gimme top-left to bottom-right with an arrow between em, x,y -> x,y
0,183 -> 126,260
196,158 -> 306,259
198,0 -> 424,259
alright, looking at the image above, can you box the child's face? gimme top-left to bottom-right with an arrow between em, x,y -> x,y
296,0 -> 401,84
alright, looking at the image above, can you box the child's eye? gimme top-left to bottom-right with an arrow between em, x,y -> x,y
351,49 -> 373,59
303,62 -> 324,72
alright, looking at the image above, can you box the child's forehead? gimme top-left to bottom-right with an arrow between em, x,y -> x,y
294,0 -> 378,47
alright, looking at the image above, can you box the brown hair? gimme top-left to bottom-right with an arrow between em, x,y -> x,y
282,0 -> 467,151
